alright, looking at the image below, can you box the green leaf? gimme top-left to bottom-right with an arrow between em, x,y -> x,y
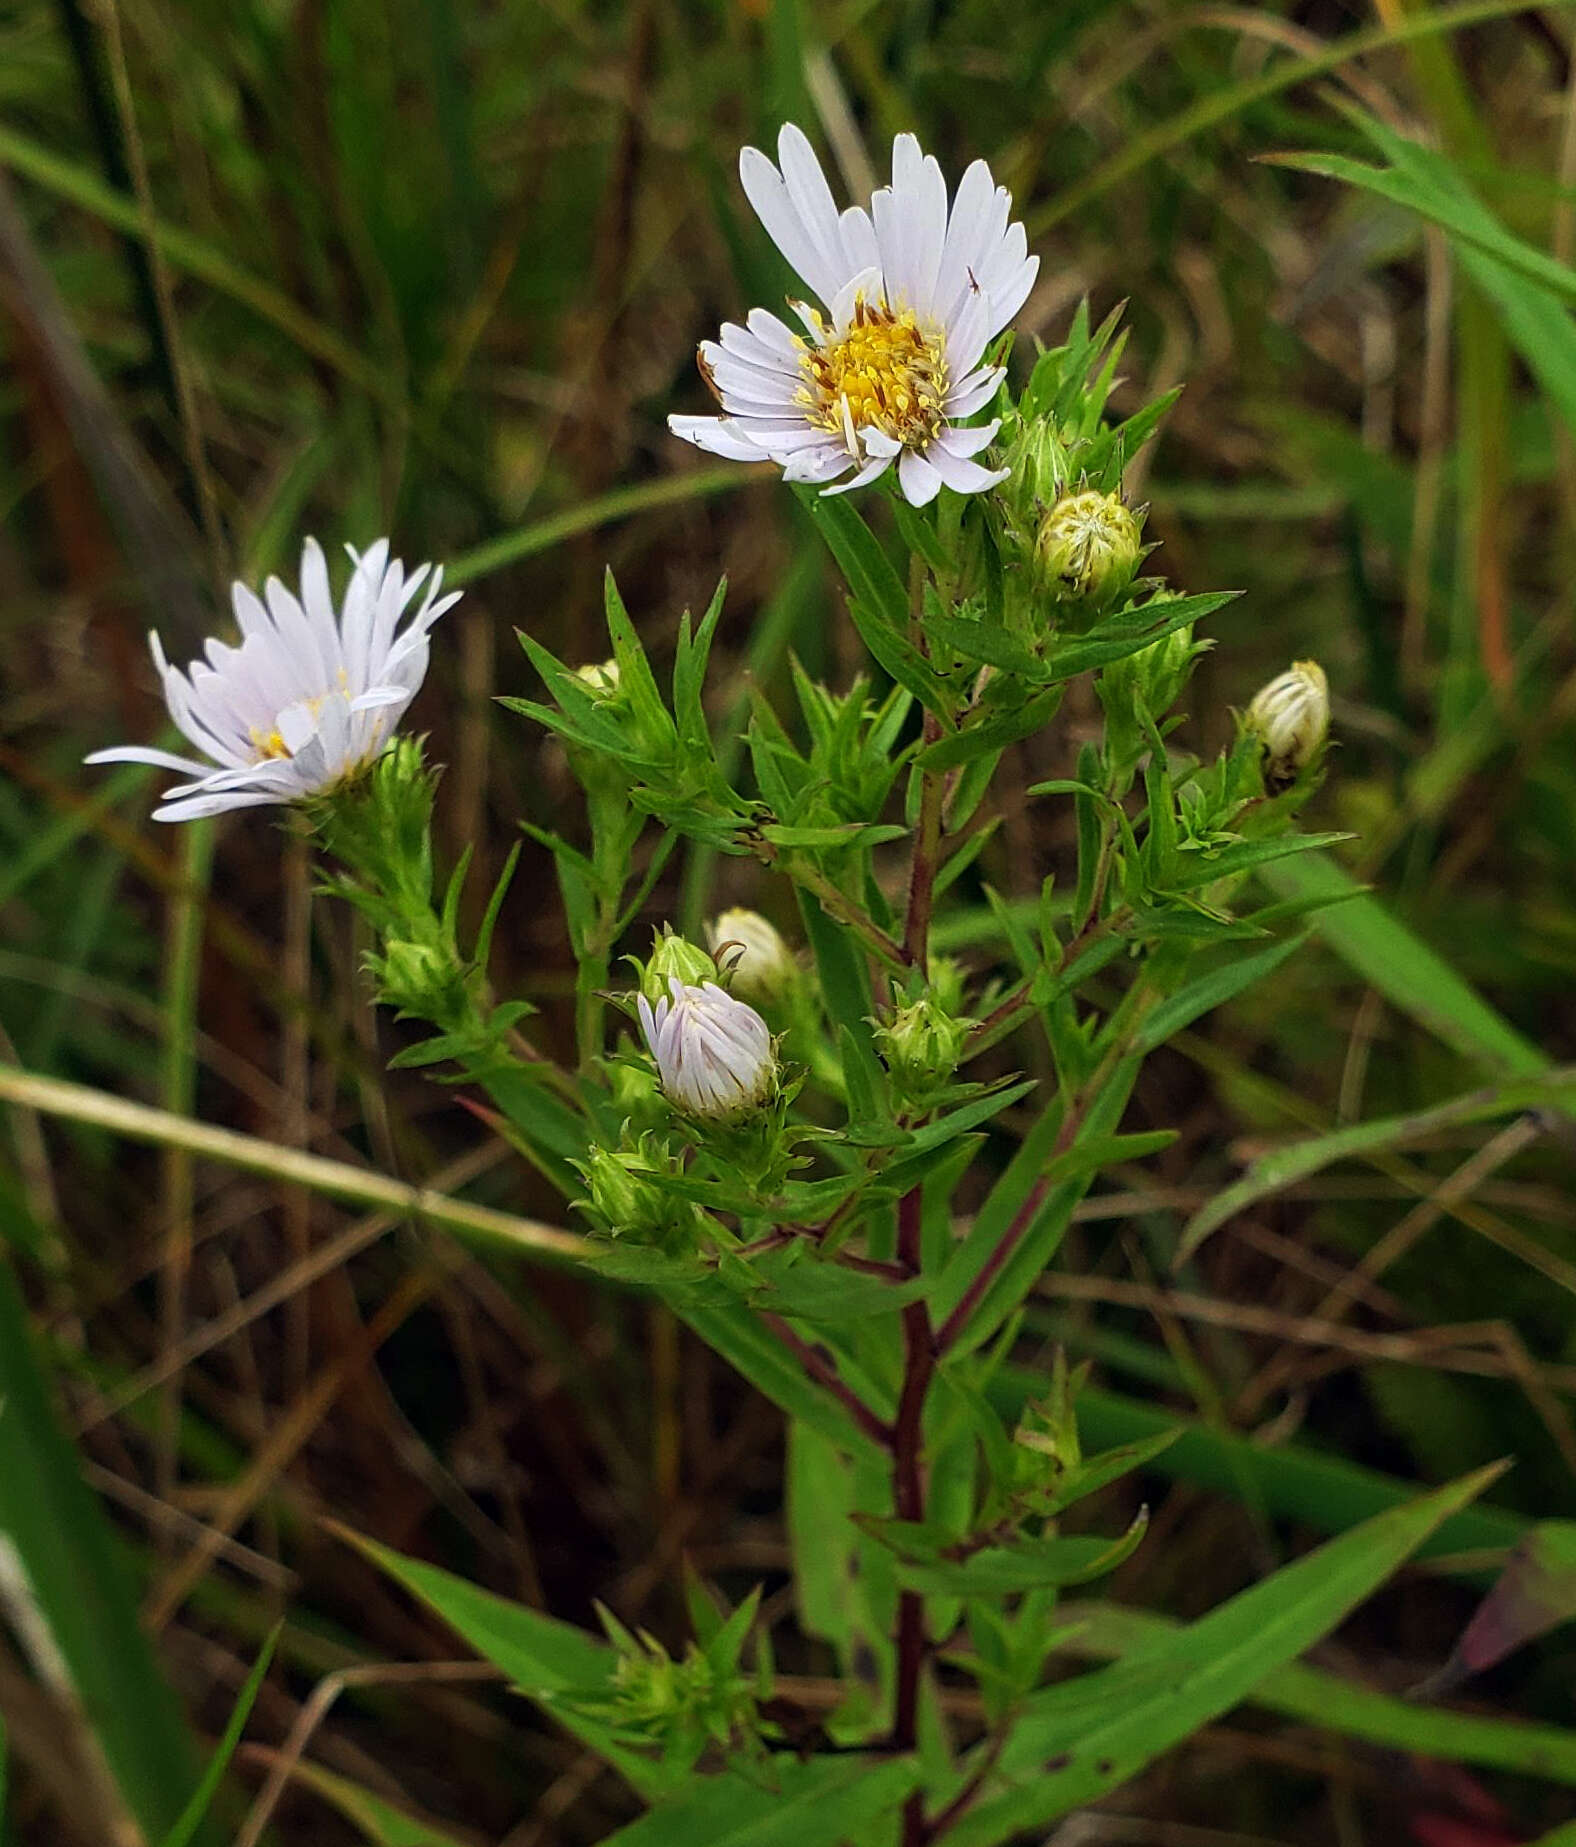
934,1059 -> 1143,1354
1035,1380 -> 1527,1565
157,1629 -> 279,1847
797,487 -> 908,628
1134,933 -> 1309,1052
680,1304 -> 892,1463
0,1261 -> 203,1843
1162,832 -> 1351,891
787,1423 -> 895,1705
599,1754 -> 920,1847
333,1526 -> 677,1800
276,1760 -> 478,1846
1259,851 -> 1548,1079
1060,1596 -> 1576,1789
1045,591 -> 1239,682
925,612 -> 1048,679
916,687 -> 1062,772
884,1511 -> 1151,1598
1178,1066 -> 1576,1262
742,1248 -> 926,1323
761,823 -> 908,849
947,1466 -> 1505,1843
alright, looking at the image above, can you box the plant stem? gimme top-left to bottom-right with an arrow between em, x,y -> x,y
892,1184 -> 934,1845
904,719 -> 945,969
759,1313 -> 894,1450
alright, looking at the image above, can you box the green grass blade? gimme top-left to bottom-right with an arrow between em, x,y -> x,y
1257,853 -> 1548,1077
0,1260 -> 203,1842
1030,0 -> 1560,234
1178,1066 -> 1576,1261
0,125 -> 391,397
445,467 -> 748,587
158,1627 -> 279,1847
273,1760 -> 478,1847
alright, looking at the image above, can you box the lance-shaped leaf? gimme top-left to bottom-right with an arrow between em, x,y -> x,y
946,1465 -> 1506,1844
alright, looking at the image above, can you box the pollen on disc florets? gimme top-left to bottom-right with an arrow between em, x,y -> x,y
798,296 -> 949,450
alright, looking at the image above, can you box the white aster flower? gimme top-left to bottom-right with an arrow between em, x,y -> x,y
87,537 -> 459,822
637,976 -> 777,1119
670,125 -> 1038,507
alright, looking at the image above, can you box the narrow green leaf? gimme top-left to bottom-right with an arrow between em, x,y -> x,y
1134,933 -> 1308,1052
1178,1067 -> 1576,1261
1259,852 -> 1548,1078
680,1304 -> 891,1462
278,1759 -> 477,1846
948,1466 -> 1504,1843
1060,1596 -> 1576,1787
333,1527 -> 677,1800
599,1754 -> 920,1847
0,1262 -> 202,1843
158,1629 -> 279,1847
1038,1381 -> 1527,1565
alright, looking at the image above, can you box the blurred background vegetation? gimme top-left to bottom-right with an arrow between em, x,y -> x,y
4,0 -> 1576,1840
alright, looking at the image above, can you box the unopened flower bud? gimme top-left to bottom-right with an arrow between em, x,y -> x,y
876,994 -> 971,1104
1245,660 -> 1329,786
641,927 -> 718,1000
707,908 -> 796,1004
637,977 -> 777,1119
581,1145 -> 666,1235
1035,490 -> 1142,606
926,955 -> 968,1017
375,936 -> 463,1014
574,658 -> 621,699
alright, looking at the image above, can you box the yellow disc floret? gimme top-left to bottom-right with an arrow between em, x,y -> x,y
798,297 -> 948,449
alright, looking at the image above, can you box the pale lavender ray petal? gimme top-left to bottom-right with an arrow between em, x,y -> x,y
84,744 -> 211,774
822,451 -> 895,496
739,143 -> 843,304
668,414 -> 770,461
943,282 -> 991,375
935,418 -> 1000,460
776,125 -> 852,295
925,446 -> 1008,494
898,447 -> 944,506
945,366 -> 1005,419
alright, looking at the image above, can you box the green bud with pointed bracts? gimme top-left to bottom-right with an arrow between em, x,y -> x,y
876,993 -> 972,1108
1035,489 -> 1143,607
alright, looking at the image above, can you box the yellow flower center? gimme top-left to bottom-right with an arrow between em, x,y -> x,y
250,726 -> 291,761
799,298 -> 948,449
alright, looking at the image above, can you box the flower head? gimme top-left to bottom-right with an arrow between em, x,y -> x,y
707,908 -> 796,1004
637,977 -> 777,1120
86,537 -> 458,822
1035,490 -> 1142,605
1245,660 -> 1330,785
671,126 -> 1038,506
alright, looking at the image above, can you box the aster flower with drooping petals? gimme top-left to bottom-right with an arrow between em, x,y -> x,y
670,126 -> 1038,507
637,976 -> 777,1120
87,537 -> 459,822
